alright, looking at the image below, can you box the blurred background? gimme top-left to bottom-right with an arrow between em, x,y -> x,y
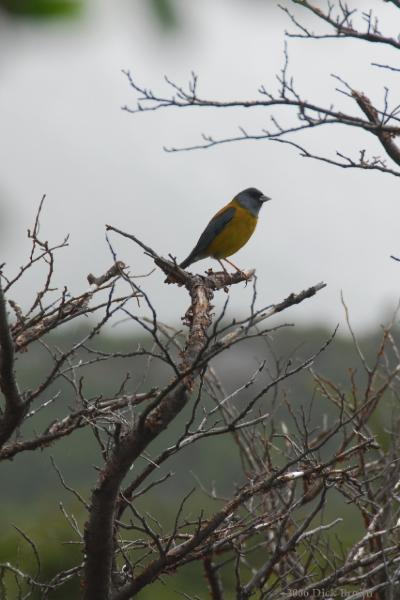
1,1 -> 400,598
1,0 -> 400,330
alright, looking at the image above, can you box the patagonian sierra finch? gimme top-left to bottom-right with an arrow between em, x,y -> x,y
180,187 -> 270,273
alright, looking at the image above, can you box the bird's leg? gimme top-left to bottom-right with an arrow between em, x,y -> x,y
222,258 -> 249,279
217,259 -> 229,275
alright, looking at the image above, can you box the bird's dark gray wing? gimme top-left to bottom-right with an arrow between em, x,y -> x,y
180,205 -> 236,268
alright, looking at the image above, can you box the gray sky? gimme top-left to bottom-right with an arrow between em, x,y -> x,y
1,0 -> 400,333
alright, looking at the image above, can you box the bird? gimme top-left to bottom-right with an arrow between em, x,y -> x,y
180,187 -> 271,273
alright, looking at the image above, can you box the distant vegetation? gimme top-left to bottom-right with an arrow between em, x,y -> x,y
1,322 -> 393,599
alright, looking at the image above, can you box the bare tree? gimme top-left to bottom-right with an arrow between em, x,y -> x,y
0,197 -> 400,599
122,0 -> 400,178
2,2 -> 400,598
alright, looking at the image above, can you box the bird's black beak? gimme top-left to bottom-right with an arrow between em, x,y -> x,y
260,195 -> 271,203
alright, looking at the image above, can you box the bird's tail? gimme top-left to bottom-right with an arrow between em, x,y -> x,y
179,256 -> 193,270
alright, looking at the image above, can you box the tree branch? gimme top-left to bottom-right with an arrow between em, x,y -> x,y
83,231 -> 327,600
0,282 -> 25,447
82,251 -> 253,599
285,0 -> 400,50
353,90 -> 400,166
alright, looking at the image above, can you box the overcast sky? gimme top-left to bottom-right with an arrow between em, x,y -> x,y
1,0 -> 400,334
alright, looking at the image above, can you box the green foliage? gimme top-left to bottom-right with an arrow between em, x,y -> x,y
0,323 -> 395,597
0,0 -> 82,18
0,0 -> 178,26
149,0 -> 179,30
1,505 -> 82,599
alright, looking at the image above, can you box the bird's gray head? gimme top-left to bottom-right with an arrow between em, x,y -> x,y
234,187 -> 271,216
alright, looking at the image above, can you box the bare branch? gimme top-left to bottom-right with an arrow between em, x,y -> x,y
0,282 -> 25,447
284,0 -> 400,49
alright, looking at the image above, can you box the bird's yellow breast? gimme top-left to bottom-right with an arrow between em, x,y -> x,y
207,201 -> 258,259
